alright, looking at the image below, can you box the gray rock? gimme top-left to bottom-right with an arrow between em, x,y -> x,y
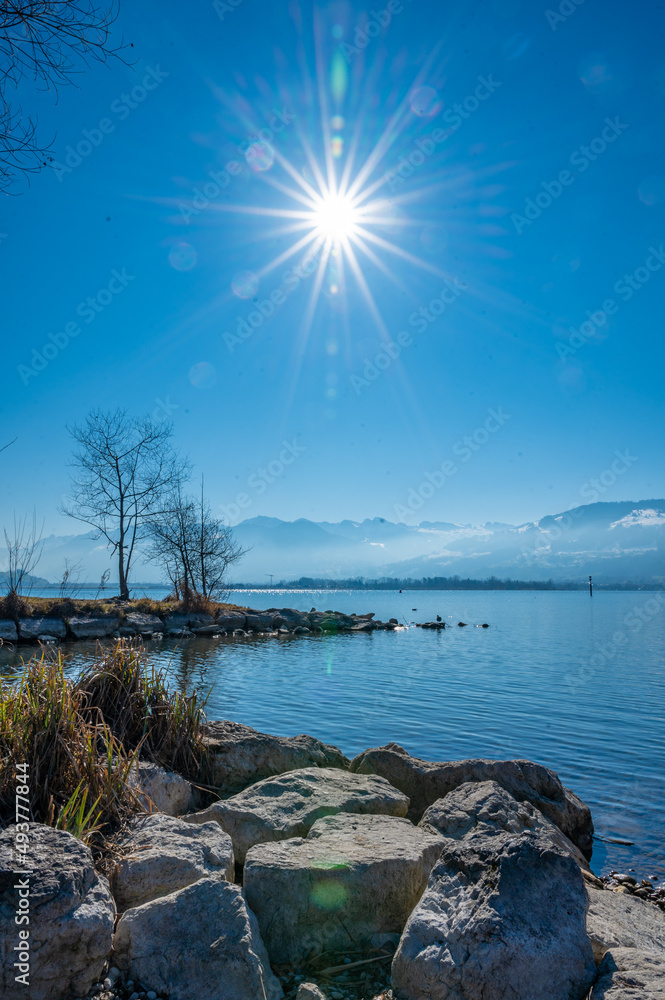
244,813 -> 446,965
68,616 -> 120,638
113,876 -> 283,1000
0,620 -> 17,642
297,985 -> 327,1000
245,612 -> 276,631
202,719 -> 350,793
586,886 -> 665,963
272,608 -> 310,628
183,766 -> 409,863
391,829 -> 596,1000
351,743 -> 594,857
591,947 -> 665,998
112,813 -> 234,912
122,613 -> 164,635
216,611 -> 248,630
188,613 -> 215,626
420,779 -> 590,869
0,824 -> 115,1000
128,761 -> 194,816
17,617 -> 67,639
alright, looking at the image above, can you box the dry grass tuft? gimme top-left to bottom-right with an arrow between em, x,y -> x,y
0,641 -> 210,846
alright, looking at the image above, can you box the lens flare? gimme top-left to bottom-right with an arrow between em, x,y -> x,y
169,242 -> 197,271
232,270 -> 259,298
246,140 -> 274,172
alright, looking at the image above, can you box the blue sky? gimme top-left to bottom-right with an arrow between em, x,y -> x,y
1,0 -> 664,533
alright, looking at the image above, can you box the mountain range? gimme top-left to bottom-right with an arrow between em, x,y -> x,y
4,500 -> 664,587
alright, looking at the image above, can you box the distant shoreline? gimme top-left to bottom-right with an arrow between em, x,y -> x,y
18,578 -> 665,593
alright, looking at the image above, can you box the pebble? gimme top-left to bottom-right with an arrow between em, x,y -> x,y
146,993 -> 157,999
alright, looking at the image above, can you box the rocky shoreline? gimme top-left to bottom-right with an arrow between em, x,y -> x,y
0,606 -> 402,646
1,723 -> 664,1000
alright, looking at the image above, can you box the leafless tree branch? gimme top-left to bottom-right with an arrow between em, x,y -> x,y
0,2 -> 132,192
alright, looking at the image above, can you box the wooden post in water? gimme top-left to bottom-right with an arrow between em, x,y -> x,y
589,575 -> 593,597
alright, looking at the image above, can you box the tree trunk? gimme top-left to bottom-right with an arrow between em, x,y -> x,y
118,539 -> 129,600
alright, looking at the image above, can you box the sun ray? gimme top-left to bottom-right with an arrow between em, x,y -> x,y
342,239 -> 392,343
353,226 -> 450,280
351,232 -> 413,296
254,229 -> 323,281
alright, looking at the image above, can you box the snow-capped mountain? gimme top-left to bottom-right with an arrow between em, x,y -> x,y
2,501 -> 663,586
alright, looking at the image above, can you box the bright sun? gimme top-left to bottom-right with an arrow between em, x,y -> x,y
310,192 -> 359,243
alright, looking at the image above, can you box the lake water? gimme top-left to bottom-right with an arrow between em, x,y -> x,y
3,589 -> 664,881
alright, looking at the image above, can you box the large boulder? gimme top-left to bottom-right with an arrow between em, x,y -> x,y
112,813 -> 234,912
351,743 -> 593,857
419,779 -> 590,869
0,824 -> 115,1000
586,886 -> 665,963
17,618 -> 67,640
215,611 -> 248,630
122,612 -> 164,635
202,719 -> 350,793
245,612 -> 277,631
269,608 -> 311,629
183,766 -> 409,863
591,947 -> 665,998
68,616 -> 120,638
113,876 -> 283,1000
244,813 -> 446,965
391,829 -> 596,1000
0,620 -> 18,642
128,760 -> 194,816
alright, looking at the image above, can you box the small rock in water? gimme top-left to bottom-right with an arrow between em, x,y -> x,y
458,621 -> 468,626
146,993 -> 157,999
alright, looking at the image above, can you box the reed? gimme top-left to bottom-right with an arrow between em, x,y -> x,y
0,641 -> 209,845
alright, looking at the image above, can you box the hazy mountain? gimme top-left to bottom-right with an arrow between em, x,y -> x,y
2,501 -> 663,587
230,501 -> 665,584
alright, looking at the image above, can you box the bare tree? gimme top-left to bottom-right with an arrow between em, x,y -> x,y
0,2 -> 130,192
2,511 -> 44,595
61,409 -> 190,601
147,479 -> 245,604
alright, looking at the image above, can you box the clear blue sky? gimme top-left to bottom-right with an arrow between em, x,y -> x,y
1,0 -> 664,532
